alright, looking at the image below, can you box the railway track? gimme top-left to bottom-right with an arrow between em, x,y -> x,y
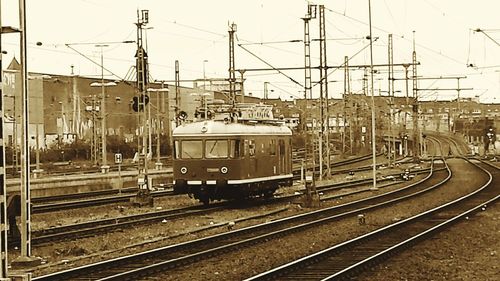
247,158 -> 497,280
32,189 -> 174,213
31,153 -> 384,212
23,166 -> 434,249
26,204 -> 225,247
32,158 -> 447,280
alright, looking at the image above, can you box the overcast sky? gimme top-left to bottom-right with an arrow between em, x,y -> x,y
2,0 -> 499,103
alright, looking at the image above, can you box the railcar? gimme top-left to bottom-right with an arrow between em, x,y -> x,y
172,119 -> 293,204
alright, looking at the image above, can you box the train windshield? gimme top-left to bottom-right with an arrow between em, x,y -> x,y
181,140 -> 203,159
205,140 -> 228,159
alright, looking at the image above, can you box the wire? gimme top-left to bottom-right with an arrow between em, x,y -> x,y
160,19 -> 227,37
238,44 -> 303,87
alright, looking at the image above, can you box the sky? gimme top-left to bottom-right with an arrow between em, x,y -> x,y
1,0 -> 499,103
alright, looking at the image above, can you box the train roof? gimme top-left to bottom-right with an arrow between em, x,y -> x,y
173,120 -> 292,137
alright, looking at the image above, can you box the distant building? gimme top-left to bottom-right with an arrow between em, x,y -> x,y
2,58 -> 499,153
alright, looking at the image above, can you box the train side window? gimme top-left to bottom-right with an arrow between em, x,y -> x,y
249,139 -> 256,157
230,139 -> 241,158
181,140 -> 203,159
205,140 -> 228,159
279,139 -> 285,154
269,139 -> 276,155
174,140 -> 180,159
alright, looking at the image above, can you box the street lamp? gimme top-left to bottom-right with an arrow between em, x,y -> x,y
90,80 -> 117,173
147,87 -> 169,169
3,0 -> 42,267
28,74 -> 51,177
203,59 -> 208,90
263,82 -> 274,100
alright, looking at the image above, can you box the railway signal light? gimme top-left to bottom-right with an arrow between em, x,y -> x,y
131,94 -> 150,112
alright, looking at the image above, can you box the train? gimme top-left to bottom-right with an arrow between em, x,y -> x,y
172,104 -> 293,204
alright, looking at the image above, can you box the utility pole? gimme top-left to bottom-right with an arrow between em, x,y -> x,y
148,85 -> 169,170
175,60 -> 180,127
412,31 -> 420,162
302,4 -> 319,207
343,56 -> 351,155
238,69 -> 245,103
388,34 -> 395,166
0,3 -> 11,276
264,81 -> 269,100
132,9 -> 153,207
5,0 -> 42,268
318,5 -> 330,179
403,64 -> 410,155
91,95 -> 98,165
91,44 -> 114,173
228,23 -> 237,108
368,0 -> 377,189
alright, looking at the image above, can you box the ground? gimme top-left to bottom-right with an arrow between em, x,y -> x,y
13,159 -> 498,280
356,200 -> 499,281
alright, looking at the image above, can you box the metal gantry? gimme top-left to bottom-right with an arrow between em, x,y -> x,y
228,23 -> 237,107
412,32 -> 420,160
301,4 -> 318,204
318,5 -> 331,179
0,3 -> 10,276
133,9 -> 153,206
387,34 -> 395,166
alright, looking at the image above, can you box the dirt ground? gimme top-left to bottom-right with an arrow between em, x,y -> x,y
17,159 -> 498,280
356,200 -> 499,281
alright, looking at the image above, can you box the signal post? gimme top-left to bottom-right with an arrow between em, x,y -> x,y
131,10 -> 154,207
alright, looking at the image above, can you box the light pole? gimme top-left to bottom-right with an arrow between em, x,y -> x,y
4,93 -> 19,174
368,0 -> 377,189
28,74 -> 50,177
147,87 -> 169,169
203,59 -> 208,91
90,75 -> 117,173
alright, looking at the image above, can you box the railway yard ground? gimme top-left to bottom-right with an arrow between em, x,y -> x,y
357,200 -> 499,281
5,156 -> 496,280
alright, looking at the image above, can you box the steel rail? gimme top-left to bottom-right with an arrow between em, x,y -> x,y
25,166 -> 436,249
246,158 -> 496,280
32,159 -> 447,280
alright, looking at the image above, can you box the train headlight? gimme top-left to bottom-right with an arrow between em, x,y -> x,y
180,167 -> 188,174
220,166 -> 228,174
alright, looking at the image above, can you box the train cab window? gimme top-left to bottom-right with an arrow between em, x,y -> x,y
248,139 -> 256,157
205,140 -> 228,159
174,141 -> 180,159
269,139 -> 276,155
230,139 -> 242,158
181,140 -> 203,159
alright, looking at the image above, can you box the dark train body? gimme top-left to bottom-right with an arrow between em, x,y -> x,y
172,119 -> 293,204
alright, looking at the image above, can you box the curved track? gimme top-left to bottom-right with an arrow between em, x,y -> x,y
32,158 -> 448,280
246,158 -> 497,280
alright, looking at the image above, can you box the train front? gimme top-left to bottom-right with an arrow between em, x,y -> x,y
172,120 -> 243,204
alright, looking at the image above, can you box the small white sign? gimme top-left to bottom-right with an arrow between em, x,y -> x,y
114,153 -> 123,164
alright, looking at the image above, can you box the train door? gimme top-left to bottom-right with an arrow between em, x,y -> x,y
278,139 -> 286,174
248,139 -> 256,177
287,138 -> 292,173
